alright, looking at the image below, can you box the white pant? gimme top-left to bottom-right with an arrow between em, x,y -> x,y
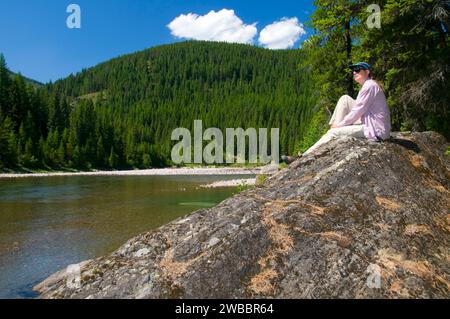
328,95 -> 362,126
304,95 -> 364,156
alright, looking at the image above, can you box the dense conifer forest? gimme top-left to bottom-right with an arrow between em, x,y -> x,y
0,42 -> 317,169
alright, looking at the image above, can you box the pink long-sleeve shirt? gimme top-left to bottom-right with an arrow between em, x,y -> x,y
337,79 -> 391,141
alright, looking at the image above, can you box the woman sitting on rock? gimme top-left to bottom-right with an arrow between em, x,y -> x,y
282,62 -> 391,163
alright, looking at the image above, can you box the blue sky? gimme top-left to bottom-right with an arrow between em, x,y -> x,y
0,1 -> 316,83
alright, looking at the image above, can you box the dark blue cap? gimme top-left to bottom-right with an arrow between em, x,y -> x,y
349,62 -> 372,70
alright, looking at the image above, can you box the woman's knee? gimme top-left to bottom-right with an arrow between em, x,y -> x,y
338,95 -> 352,103
335,95 -> 353,111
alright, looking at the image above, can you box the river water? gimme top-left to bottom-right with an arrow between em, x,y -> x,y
0,174 -> 251,298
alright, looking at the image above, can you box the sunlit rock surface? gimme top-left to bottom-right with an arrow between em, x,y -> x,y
35,131 -> 450,299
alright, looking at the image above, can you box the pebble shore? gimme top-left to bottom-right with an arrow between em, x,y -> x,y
0,167 -> 261,179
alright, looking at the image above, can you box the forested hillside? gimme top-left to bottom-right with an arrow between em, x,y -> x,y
0,42 -> 317,170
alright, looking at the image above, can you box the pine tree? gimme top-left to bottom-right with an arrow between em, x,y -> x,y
108,147 -> 119,168
0,116 -> 18,167
10,75 -> 29,130
48,93 -> 62,133
72,145 -> 82,168
21,138 -> 37,167
96,136 -> 106,167
0,54 -> 12,117
57,141 -> 65,165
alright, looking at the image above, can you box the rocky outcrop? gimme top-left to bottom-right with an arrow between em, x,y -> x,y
34,132 -> 450,299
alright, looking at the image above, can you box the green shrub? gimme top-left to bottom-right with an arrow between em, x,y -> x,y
256,174 -> 267,186
295,107 -> 328,154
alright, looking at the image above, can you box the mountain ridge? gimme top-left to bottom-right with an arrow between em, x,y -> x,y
8,70 -> 43,87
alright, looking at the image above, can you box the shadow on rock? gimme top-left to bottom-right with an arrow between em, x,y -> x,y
386,138 -> 421,154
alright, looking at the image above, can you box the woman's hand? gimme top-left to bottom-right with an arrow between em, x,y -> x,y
330,124 -> 340,129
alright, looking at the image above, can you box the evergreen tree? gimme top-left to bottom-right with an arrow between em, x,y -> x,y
0,115 -> 17,167
108,147 -> 119,168
0,54 -> 11,118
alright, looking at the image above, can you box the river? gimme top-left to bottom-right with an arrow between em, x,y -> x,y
0,174 -> 252,298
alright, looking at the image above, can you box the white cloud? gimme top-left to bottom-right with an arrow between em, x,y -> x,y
167,9 -> 257,44
258,18 -> 306,49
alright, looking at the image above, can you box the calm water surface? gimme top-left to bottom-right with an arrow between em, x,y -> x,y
0,174 -> 251,298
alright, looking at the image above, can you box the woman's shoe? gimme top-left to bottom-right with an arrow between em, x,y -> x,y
281,155 -> 296,164
281,151 -> 303,164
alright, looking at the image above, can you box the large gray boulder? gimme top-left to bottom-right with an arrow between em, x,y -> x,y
34,131 -> 450,299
